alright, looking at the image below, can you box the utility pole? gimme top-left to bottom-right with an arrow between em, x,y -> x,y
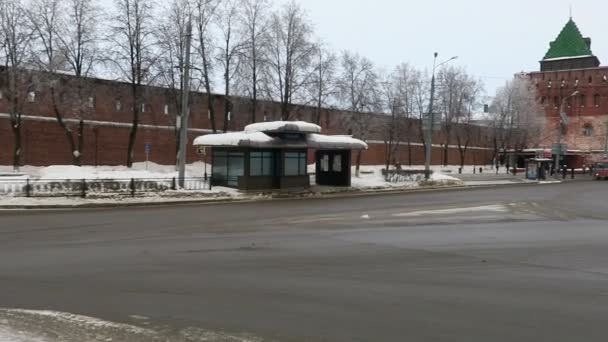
424,53 -> 458,180
424,53 -> 438,180
178,19 -> 193,188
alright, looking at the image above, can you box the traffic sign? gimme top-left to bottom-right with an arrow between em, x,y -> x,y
144,143 -> 152,153
196,146 -> 206,155
552,143 -> 567,154
422,113 -> 442,131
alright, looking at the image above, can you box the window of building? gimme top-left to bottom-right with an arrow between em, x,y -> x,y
141,103 -> 146,113
212,150 -> 244,187
540,96 -> 546,105
566,97 -> 572,108
579,94 -> 586,107
547,80 -> 552,88
574,78 -> 579,87
115,100 -> 122,111
27,91 -> 36,103
333,155 -> 342,172
250,151 -> 275,176
284,151 -> 307,176
561,79 -> 566,88
321,154 -> 329,172
589,76 -> 593,84
554,96 -> 560,109
87,96 -> 95,109
164,104 -> 169,115
583,125 -> 594,137
594,94 -> 601,107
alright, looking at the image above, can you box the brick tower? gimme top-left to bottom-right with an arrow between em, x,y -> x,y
528,18 -> 608,164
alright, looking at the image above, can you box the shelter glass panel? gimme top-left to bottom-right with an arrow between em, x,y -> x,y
285,152 -> 307,176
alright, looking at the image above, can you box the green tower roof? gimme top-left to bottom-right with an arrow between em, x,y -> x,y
543,19 -> 593,60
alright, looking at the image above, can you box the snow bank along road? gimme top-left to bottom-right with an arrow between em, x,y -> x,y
1,180 -> 608,341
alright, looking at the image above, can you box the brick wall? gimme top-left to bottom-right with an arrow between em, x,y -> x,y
0,70 -> 495,167
528,67 -> 608,155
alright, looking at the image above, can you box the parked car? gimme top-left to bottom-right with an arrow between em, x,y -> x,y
593,161 -> 608,180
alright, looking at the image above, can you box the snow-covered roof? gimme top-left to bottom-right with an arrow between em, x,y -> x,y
307,134 -> 368,150
193,132 -> 276,148
193,131 -> 367,150
244,121 -> 321,134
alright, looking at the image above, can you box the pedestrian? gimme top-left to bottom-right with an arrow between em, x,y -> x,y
495,163 -> 499,174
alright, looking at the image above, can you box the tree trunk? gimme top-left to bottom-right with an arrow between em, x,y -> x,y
407,139 -> 412,166
50,87 -> 79,165
207,94 -> 217,133
11,118 -> 21,170
75,119 -> 84,166
355,150 -> 362,177
127,84 -> 140,168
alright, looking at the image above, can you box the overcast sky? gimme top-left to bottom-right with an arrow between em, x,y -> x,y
289,0 -> 608,98
100,0 -> 607,99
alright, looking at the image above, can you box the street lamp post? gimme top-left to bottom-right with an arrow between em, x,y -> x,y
424,53 -> 458,180
177,19 -> 193,188
554,90 -> 579,172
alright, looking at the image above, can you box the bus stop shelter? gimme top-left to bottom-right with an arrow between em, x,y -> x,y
193,121 -> 368,191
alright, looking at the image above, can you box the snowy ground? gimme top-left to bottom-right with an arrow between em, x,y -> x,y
0,308 -> 262,342
0,161 -> 210,180
0,163 -> 465,207
344,165 -> 463,190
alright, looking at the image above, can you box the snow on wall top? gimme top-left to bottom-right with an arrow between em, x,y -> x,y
244,121 -> 321,134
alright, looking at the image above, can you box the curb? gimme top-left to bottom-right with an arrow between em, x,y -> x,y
0,180 -> 563,210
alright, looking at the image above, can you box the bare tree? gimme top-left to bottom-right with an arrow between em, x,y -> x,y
28,0 -> 101,165
393,63 -> 421,166
156,0 -> 196,160
435,66 -> 465,166
337,51 -> 380,176
490,76 -> 545,168
110,0 -> 158,167
409,68 -> 431,165
307,43 -> 337,125
0,0 -> 34,170
264,0 -> 315,120
379,71 -> 405,177
236,0 -> 270,124
193,0 -> 220,133
216,0 -> 246,132
454,87 -> 481,170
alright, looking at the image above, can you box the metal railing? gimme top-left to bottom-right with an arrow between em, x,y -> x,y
0,177 -> 212,198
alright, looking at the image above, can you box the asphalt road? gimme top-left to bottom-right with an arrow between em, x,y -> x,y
1,181 -> 608,341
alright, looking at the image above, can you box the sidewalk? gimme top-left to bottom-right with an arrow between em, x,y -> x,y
0,178 -> 553,210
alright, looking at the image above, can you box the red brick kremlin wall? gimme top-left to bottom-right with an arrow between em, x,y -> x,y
0,73 -> 494,167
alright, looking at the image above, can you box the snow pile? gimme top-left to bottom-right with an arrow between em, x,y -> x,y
0,162 -> 210,180
0,326 -> 48,342
39,165 -> 170,180
244,121 -> 321,134
422,172 -> 464,186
